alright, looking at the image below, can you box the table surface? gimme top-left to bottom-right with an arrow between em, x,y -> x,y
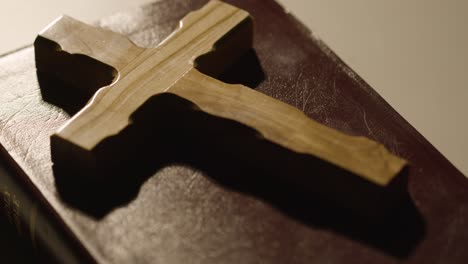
0,0 -> 466,176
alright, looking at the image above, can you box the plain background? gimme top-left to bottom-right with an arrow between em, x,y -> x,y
0,0 -> 466,176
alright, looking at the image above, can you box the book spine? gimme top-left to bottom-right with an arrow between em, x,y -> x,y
0,144 -> 96,263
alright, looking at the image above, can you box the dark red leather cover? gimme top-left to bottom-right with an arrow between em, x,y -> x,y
0,0 -> 467,263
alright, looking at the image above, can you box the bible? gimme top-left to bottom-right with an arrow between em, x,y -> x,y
0,0 -> 467,263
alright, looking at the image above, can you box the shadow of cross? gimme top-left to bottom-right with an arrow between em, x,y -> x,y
34,1 -> 406,210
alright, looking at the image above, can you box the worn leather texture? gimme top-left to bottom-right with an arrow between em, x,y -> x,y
1,0 -> 467,263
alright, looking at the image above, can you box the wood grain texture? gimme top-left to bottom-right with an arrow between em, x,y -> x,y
35,0 -> 405,188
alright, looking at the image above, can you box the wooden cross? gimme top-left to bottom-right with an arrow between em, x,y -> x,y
35,1 -> 405,189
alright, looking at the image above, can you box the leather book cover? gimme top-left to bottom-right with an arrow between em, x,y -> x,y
0,0 -> 467,263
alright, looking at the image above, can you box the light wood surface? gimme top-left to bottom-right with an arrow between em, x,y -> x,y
35,0 -> 405,186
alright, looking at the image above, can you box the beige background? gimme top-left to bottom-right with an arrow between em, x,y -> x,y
0,0 -> 466,176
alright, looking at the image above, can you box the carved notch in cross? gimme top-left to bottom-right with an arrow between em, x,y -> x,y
35,1 -> 405,188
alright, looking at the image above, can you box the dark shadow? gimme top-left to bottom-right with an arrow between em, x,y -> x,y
207,49 -> 265,88
51,93 -> 424,259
